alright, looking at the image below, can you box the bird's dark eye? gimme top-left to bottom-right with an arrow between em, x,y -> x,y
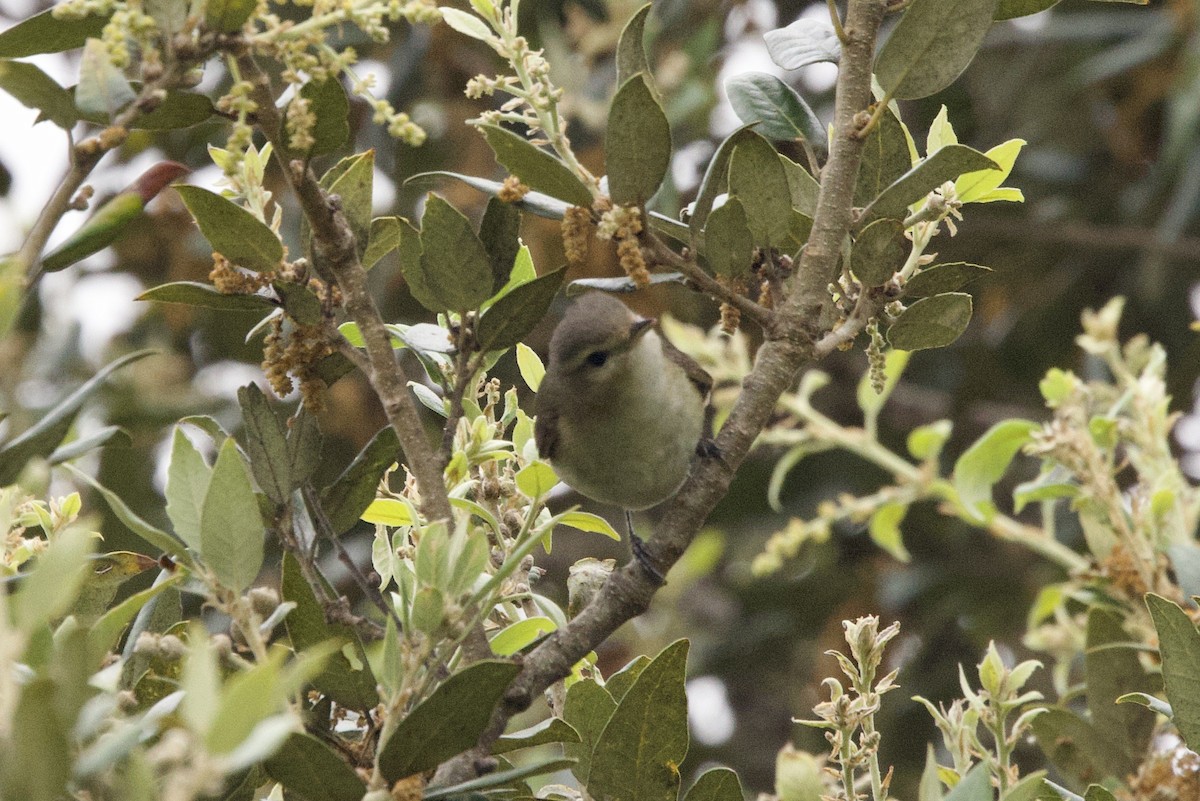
585,350 -> 609,367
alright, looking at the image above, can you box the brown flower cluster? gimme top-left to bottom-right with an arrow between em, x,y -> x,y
209,253 -> 272,294
497,174 -> 529,202
561,205 -> 593,266
262,315 -> 333,413
715,275 -> 743,334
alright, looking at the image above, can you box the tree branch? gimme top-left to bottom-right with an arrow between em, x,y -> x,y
640,233 -> 774,330
237,54 -> 453,524
434,0 -> 894,785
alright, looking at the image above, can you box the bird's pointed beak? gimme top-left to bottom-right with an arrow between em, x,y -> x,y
629,317 -> 656,341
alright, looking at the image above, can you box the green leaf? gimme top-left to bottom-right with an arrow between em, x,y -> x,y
617,4 -> 655,94
264,732 -> 367,801
72,86 -> 216,129
908,420 -> 952,461
1146,593 -> 1200,750
296,78 -> 350,157
952,418 -> 1039,521
281,552 -> 378,709
564,679 -> 618,785
405,171 -> 570,220
875,0 -> 1000,100
995,0 -> 1060,20
869,502 -> 910,562
377,660 -> 522,781
728,132 -> 794,248
702,197 -> 754,277
1031,709 -> 1133,786
363,216 -> 400,270
0,349 -> 152,485
689,124 -> 756,235
47,424 -> 130,465
683,767 -> 744,801
1000,772 -> 1047,801
76,38 -> 135,119
165,427 -> 211,550
494,718 -> 581,755
361,498 -> 416,526
273,279 -> 322,325
863,145 -> 999,222
605,655 -> 651,702
854,106 -> 910,208
414,194 -> 493,311
423,757 -> 578,800
944,764 -> 992,801
516,461 -> 558,497
1012,466 -> 1078,513
588,639 -> 690,801
87,573 -> 183,668
725,72 -> 822,148
176,186 -> 283,273
763,17 -> 841,70
322,151 -> 374,260
919,746 -> 943,801
1116,692 -> 1172,717
480,124 -> 592,206
606,73 -> 671,205
490,617 -> 557,656
1085,607 -> 1157,761
905,263 -> 992,298
956,139 -> 1026,203
137,281 -> 276,311
780,154 -> 820,216
0,8 -> 108,57
517,343 -> 545,391
0,60 -> 77,129
63,463 -> 194,567
887,292 -> 973,351
319,425 -> 400,536
200,439 -> 264,593
566,272 -> 685,296
286,408 -> 322,488
475,267 -> 565,353
480,197 -> 522,294
1083,787 -> 1118,801
851,218 -> 907,286
237,383 -> 291,506
5,679 -> 71,800
439,7 -> 494,42
13,525 -> 94,630
205,0 -> 256,32
558,510 -> 621,540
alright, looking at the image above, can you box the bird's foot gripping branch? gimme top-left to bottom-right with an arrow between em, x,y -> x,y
0,0 -> 1173,799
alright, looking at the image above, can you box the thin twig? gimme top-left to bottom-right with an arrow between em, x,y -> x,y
640,233 -> 774,329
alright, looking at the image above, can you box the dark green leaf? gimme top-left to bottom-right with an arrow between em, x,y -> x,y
0,8 -> 109,58
480,124 -> 593,206
1116,691 -> 1172,717
480,197 -> 522,294
1085,607 -> 1157,761
606,73 -> 671,205
702,197 -> 754,277
886,292 -> 972,351
237,383 -> 291,506
0,60 -> 77,128
689,124 -> 756,234
423,757 -> 577,800
1146,593 -> 1200,750
319,425 -> 400,536
263,732 -> 367,801
604,655 -> 651,702
414,194 -> 493,311
852,218 -> 907,286
995,0 -> 1060,19
875,0 -> 1000,100
200,439 -> 264,593
564,679 -> 617,785
944,763 -> 992,801
68,84 -> 216,129
1001,772 -> 1047,801
780,154 -> 820,216
763,17 -> 841,69
588,639 -> 690,801
287,409 -> 322,488
854,106 -> 909,208
378,660 -> 522,781
405,171 -> 570,219
565,272 -> 685,296
494,718 -> 581,755
0,350 -> 152,485
728,132 -> 793,248
617,4 -> 655,94
165,426 -> 210,549
905,262 -> 992,298
272,279 -> 323,325
176,186 -> 283,273
863,145 -> 998,222
322,151 -> 373,260
475,267 -> 565,352
76,38 -> 134,118
648,210 -> 690,242
86,573 -> 183,668
683,768 -> 744,801
312,351 -> 357,387
363,216 -> 401,270
47,424 -> 129,465
951,418 -> 1039,521
1031,709 -> 1133,786
281,552 -> 378,709
297,78 -> 350,157
1083,787 -> 1118,801
137,281 -> 277,311
206,0 -> 256,32
725,72 -> 823,149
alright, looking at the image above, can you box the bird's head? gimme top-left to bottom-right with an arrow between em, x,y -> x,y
548,292 -> 657,389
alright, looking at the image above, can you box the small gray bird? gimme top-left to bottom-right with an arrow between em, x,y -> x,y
534,292 -> 714,522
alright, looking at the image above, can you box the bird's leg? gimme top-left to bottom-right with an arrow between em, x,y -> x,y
695,402 -> 724,463
626,509 -> 666,586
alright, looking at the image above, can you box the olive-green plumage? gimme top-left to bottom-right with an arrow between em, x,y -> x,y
40,161 -> 189,273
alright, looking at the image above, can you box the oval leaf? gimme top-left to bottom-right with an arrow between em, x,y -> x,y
863,144 -> 998,222
264,732 -> 367,801
76,38 -> 134,118
137,281 -> 276,311
200,439 -> 264,593
406,171 -> 570,219
0,60 -> 77,129
617,5 -> 654,92
1146,593 -> 1200,750
0,8 -> 108,57
725,72 -> 822,148
887,292 -> 973,351
319,426 -> 401,536
415,194 -> 493,311
905,262 -> 992,298
763,16 -> 841,70
176,186 -> 283,273
475,267 -> 565,353
854,106 -> 910,208
874,0 -> 1001,100
702,196 -> 754,277
606,73 -> 671,205
951,418 -> 1039,521
480,124 -> 593,206
728,133 -> 793,248
851,217 -> 907,286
